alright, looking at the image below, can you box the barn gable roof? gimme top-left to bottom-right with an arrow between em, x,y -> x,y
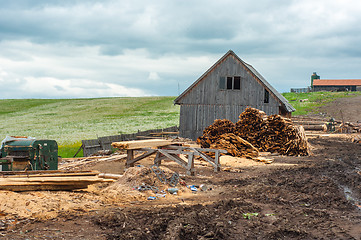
174,50 -> 295,112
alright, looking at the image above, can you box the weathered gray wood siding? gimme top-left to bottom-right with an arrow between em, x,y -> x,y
178,54 -> 280,140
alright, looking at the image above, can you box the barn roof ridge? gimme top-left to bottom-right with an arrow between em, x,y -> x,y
174,50 -> 295,112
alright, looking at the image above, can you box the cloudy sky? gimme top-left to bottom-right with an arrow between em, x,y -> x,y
0,0 -> 360,98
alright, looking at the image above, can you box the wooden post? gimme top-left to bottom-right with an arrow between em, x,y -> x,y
126,149 -> 134,168
214,150 -> 220,172
187,152 -> 195,176
154,151 -> 162,166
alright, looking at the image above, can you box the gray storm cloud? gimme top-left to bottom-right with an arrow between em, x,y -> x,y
0,0 -> 360,98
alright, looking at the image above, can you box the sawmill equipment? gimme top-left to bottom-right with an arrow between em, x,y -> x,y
0,138 -> 58,171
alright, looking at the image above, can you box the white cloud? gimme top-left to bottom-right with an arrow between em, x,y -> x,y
148,72 -> 160,81
19,77 -> 149,98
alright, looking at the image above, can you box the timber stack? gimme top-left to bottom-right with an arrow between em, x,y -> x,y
0,170 -> 115,191
235,107 -> 267,147
197,119 -> 235,148
197,107 -> 310,158
259,115 -> 310,156
210,133 -> 259,159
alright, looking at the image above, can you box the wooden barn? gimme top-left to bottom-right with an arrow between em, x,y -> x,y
174,50 -> 295,140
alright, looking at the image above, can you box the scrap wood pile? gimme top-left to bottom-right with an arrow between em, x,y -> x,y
351,135 -> 361,144
210,133 -> 259,159
197,107 -> 310,158
197,119 -> 236,148
258,114 -> 309,155
335,122 -> 361,133
0,170 -> 115,191
235,107 -> 267,147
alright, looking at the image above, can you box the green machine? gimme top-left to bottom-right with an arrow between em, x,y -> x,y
0,138 -> 58,171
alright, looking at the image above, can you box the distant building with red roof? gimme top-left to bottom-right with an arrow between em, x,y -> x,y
311,72 -> 361,92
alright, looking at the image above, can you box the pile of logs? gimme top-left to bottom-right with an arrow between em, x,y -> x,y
235,107 -> 267,147
259,115 -> 310,156
335,122 -> 361,133
197,119 -> 235,148
210,133 -> 259,159
197,107 -> 310,158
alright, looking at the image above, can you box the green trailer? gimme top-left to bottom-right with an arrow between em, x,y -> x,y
0,139 -> 58,171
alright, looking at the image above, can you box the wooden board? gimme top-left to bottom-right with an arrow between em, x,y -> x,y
0,170 -> 114,191
111,139 -> 174,150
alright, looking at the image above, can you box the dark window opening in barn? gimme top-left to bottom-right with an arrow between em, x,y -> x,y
234,76 -> 241,90
264,89 -> 269,103
227,77 -> 233,89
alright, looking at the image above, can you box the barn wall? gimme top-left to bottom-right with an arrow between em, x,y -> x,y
178,54 -> 281,140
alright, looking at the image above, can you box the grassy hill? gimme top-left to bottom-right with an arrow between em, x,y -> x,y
1,91 -> 360,157
0,97 -> 179,157
283,91 -> 361,115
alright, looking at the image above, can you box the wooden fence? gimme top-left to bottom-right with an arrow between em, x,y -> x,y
80,126 -> 179,157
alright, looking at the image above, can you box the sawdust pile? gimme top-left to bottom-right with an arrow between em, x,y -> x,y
197,107 -> 310,157
102,166 -> 190,202
0,190 -> 105,221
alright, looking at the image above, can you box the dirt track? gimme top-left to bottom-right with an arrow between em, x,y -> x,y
317,94 -> 361,123
2,96 -> 361,240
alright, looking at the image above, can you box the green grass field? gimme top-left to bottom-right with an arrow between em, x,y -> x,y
0,92 -> 359,157
283,91 -> 361,115
0,97 -> 179,157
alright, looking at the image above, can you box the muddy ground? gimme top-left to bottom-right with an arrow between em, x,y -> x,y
1,135 -> 359,240
317,93 -> 361,123
1,97 -> 361,240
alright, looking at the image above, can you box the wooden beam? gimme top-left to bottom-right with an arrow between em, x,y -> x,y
126,149 -> 157,167
157,149 -> 188,169
112,139 -> 174,150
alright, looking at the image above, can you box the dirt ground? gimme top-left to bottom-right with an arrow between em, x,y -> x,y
1,97 -> 361,240
317,93 -> 361,123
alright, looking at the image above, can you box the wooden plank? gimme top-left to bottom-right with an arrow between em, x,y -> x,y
0,184 -> 91,191
98,173 -> 123,179
0,170 -> 114,192
0,176 -> 106,182
1,171 -> 99,178
0,170 -> 96,176
112,139 -> 174,150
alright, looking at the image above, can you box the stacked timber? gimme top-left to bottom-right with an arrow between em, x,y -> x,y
235,107 -> 267,147
259,115 -> 310,156
210,133 -> 259,159
197,107 -> 311,157
0,170 -> 115,191
197,119 -> 235,148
